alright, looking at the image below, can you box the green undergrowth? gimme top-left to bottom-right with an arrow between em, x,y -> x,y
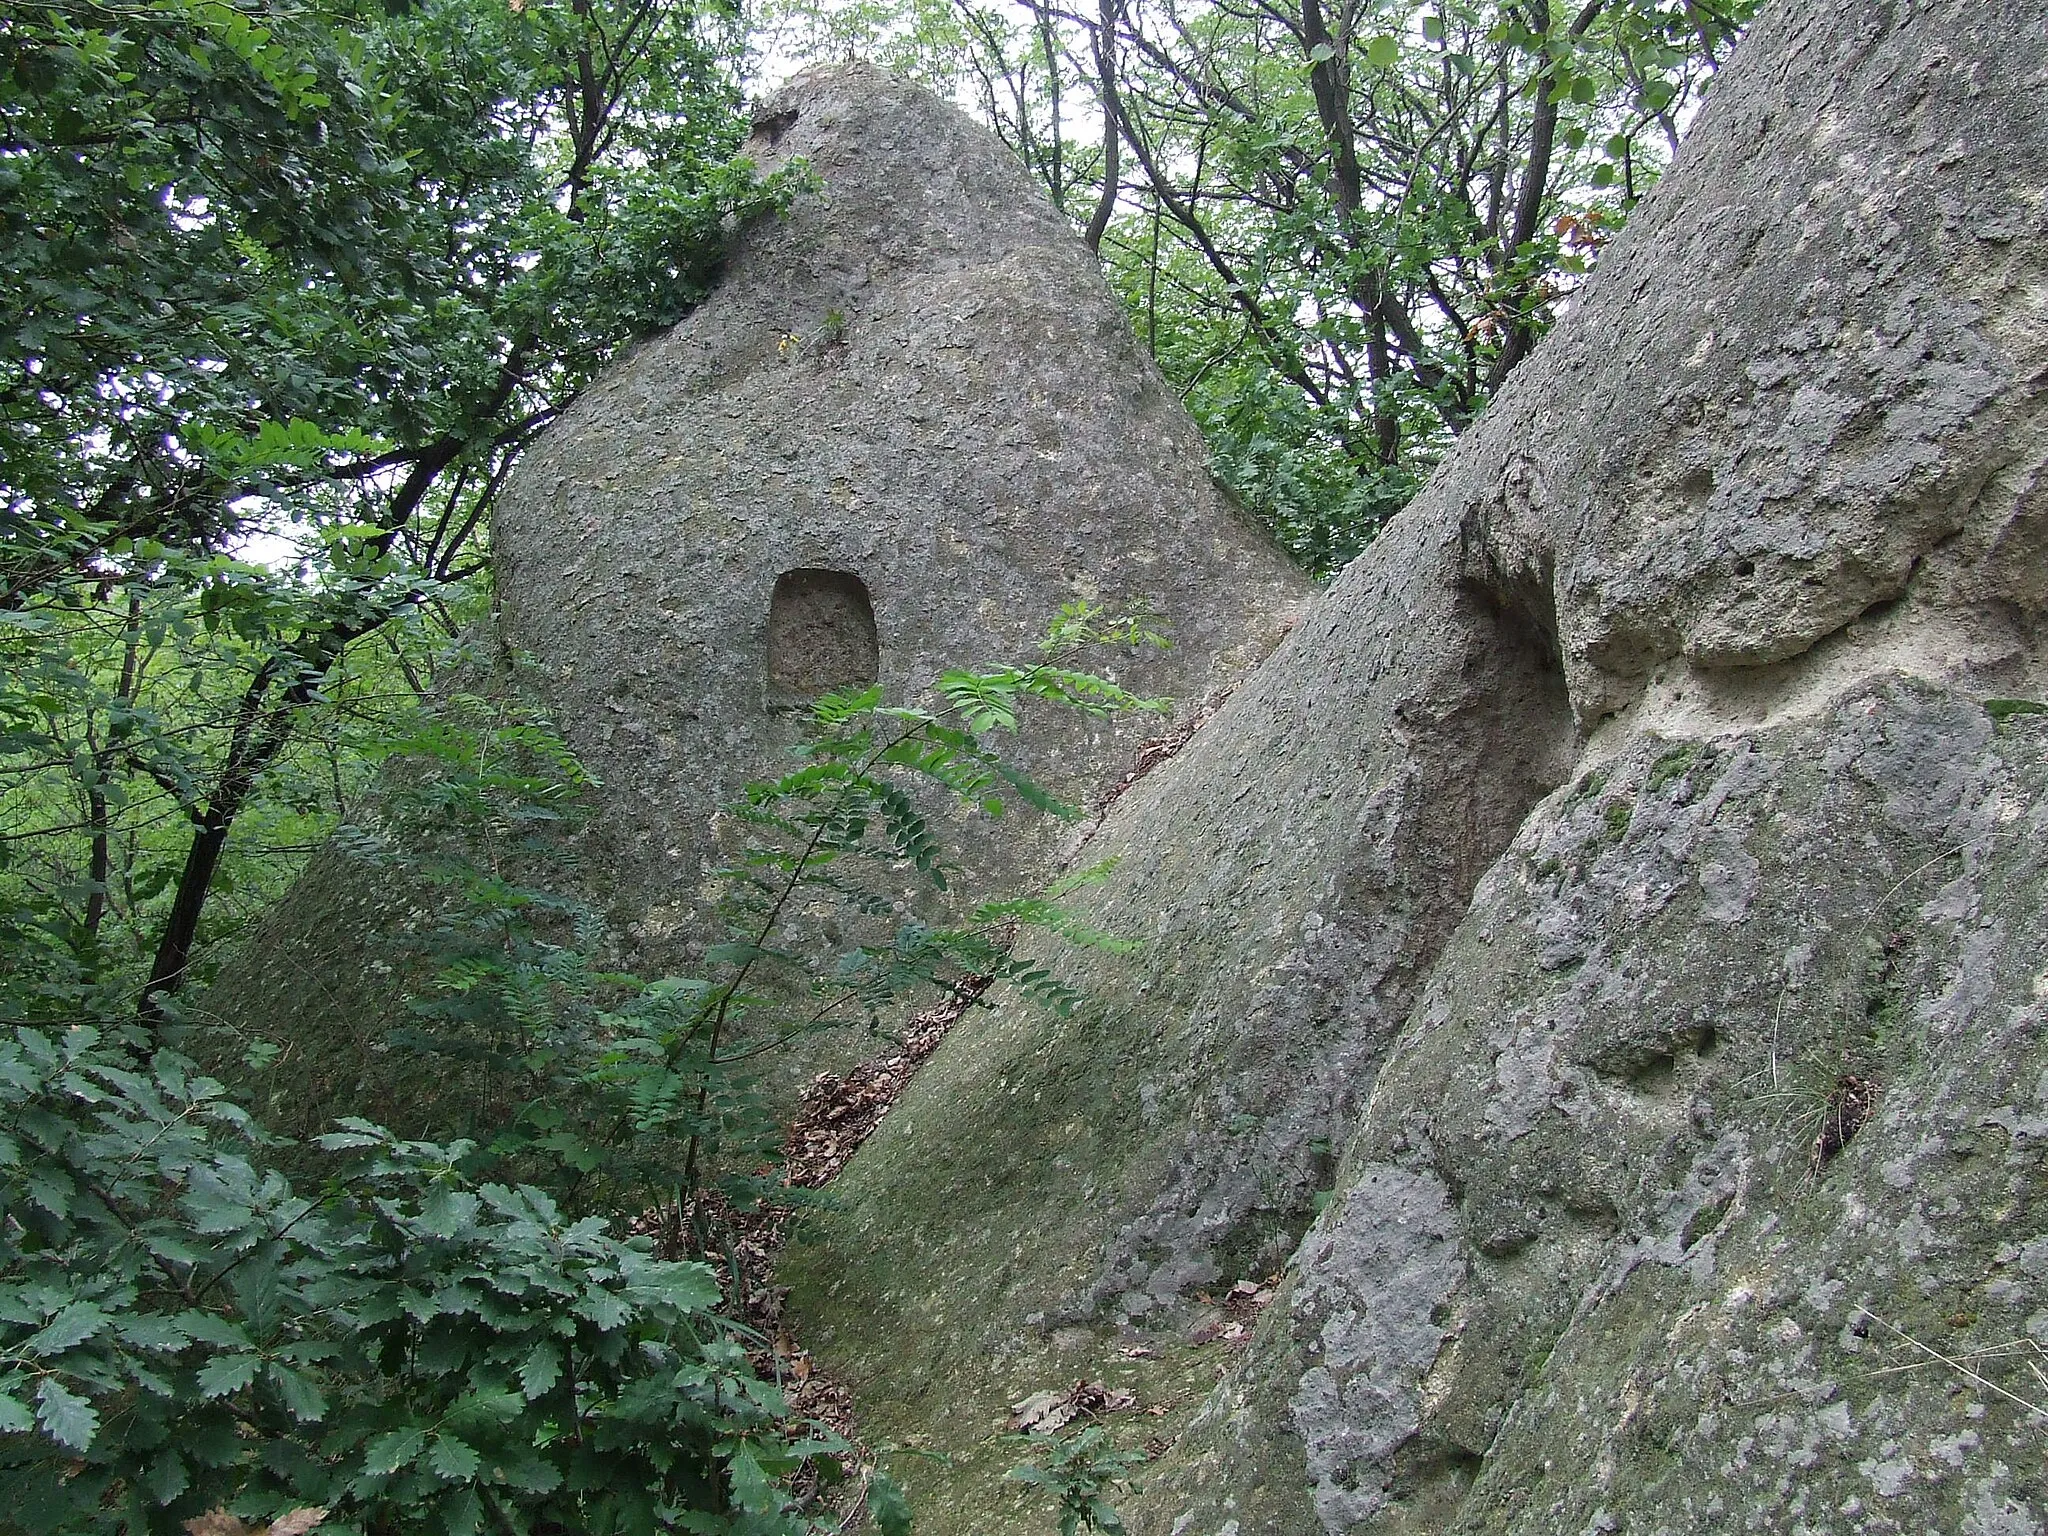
3,608 -> 1169,1533
0,1024 -> 830,1536
776,973 -> 1265,1532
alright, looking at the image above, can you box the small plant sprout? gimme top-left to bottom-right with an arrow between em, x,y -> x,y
1007,1426 -> 1148,1536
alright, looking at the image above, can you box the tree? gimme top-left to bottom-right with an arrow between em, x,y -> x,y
0,0 -> 788,1024
0,613 -> 1158,1532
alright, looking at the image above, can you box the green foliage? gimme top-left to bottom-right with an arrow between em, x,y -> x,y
3,0 -> 783,592
1984,698 -> 2048,723
355,607 -> 1165,1255
864,1467 -> 914,1536
1184,368 -> 1421,575
1095,0 -> 1761,571
2,0 -> 793,1029
1006,1427 -> 1146,1536
0,1024 -> 838,1535
0,587 -> 1165,1531
724,643 -> 1156,991
1645,741 -> 1702,791
0,549 -> 460,1027
2,0 -> 403,585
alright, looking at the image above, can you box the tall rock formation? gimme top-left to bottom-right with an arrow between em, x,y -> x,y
490,64 -> 1310,923
198,68 -> 1311,1129
778,4 -> 2048,1532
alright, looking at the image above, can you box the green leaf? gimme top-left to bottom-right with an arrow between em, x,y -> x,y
144,1449 -> 190,1503
114,1314 -> 193,1352
571,1290 -> 629,1330
174,1312 -> 252,1350
417,1188 -> 480,1239
36,1379 -> 97,1450
268,1361 -> 328,1422
870,1468 -> 914,1536
428,1433 -> 483,1482
1365,34 -> 1400,68
639,1261 -> 721,1312
365,1426 -> 428,1476
0,1393 -> 35,1434
812,684 -> 883,725
23,1301 -> 109,1355
196,1354 -> 262,1398
726,1444 -> 779,1515
439,1487 -> 484,1536
493,1455 -> 562,1493
517,1341 -> 560,1398
442,1389 -> 525,1432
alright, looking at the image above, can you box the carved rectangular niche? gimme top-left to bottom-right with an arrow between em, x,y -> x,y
768,568 -> 880,695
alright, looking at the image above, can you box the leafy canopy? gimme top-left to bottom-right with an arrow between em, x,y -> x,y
760,0 -> 1759,571
1,0 -> 792,1027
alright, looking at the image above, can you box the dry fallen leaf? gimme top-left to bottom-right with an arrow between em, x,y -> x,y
1009,1379 -> 1138,1432
1008,1389 -> 1078,1434
632,978 -> 995,1467
1072,1381 -> 1136,1414
185,1510 -> 328,1536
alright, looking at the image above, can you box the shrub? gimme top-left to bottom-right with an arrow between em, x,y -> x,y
0,1024 -> 831,1535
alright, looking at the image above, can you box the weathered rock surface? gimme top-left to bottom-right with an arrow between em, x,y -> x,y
197,67 -> 1309,1130
1158,686 -> 2048,1534
491,64 -> 1310,928
781,3 -> 2048,1531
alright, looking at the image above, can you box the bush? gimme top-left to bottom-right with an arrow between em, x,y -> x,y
0,1024 -> 832,1535
0,610 -> 1163,1532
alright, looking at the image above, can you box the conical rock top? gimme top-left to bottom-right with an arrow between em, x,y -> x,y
489,62 -> 1310,931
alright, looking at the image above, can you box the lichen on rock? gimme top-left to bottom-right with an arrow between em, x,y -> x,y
779,3 -> 2048,1532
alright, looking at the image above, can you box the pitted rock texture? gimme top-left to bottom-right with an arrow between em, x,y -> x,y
1150,687 -> 2048,1534
1452,2 -> 2048,726
489,64 -> 1309,929
197,66 -> 1309,1134
781,2 -> 2048,1531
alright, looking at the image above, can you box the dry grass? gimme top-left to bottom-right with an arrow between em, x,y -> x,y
1855,1307 -> 2048,1425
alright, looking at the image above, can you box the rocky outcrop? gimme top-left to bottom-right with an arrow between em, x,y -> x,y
780,3 -> 2048,1531
490,64 -> 1310,930
197,68 -> 1310,1132
1172,682 -> 2048,1535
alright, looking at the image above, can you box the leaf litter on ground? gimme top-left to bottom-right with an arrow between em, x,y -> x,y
1007,1380 -> 1140,1435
